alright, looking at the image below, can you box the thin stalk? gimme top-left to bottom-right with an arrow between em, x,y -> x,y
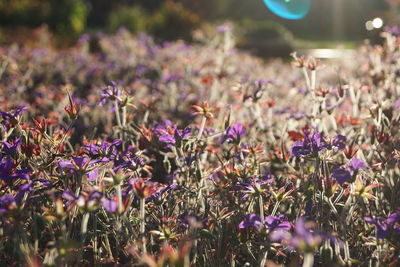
114,100 -> 122,128
93,212 -> 98,266
116,184 -> 123,215
311,70 -> 317,91
259,195 -> 265,223
197,116 -> 207,140
140,198 -> 147,254
271,201 -> 281,217
302,67 -> 311,90
302,253 -> 314,267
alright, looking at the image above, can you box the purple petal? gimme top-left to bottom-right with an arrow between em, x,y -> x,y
86,169 -> 98,181
332,168 -> 351,185
73,157 -> 88,168
101,197 -> 118,212
350,158 -> 366,170
58,160 -> 74,169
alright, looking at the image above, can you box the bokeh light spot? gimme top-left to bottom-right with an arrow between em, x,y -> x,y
263,0 -> 311,20
372,17 -> 383,29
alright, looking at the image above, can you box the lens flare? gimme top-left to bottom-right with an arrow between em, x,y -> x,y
263,0 -> 311,20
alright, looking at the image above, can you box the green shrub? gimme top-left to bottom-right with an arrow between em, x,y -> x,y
148,1 -> 201,41
107,5 -> 148,33
0,0 -> 88,39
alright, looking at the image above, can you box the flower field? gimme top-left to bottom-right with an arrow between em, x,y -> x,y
0,27 -> 400,266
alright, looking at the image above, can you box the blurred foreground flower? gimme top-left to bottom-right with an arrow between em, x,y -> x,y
364,211 -> 400,239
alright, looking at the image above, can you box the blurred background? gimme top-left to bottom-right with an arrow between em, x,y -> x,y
0,0 -> 399,57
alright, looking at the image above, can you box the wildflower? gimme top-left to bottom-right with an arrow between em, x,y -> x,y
84,139 -> 122,160
162,73 -> 182,83
101,197 -> 118,213
240,143 -> 264,156
147,182 -> 177,204
0,194 -> 17,214
0,107 -> 28,126
58,157 -> 99,181
62,190 -> 102,211
352,177 -> 382,200
99,81 -> 122,106
155,120 -> 191,148
331,135 -> 347,152
132,178 -> 158,199
234,177 -> 269,200
178,213 -> 204,229
364,211 -> 400,239
0,155 -> 31,182
216,24 -> 232,33
239,214 -> 291,232
33,117 -> 47,133
384,25 -> 400,36
113,152 -> 146,172
272,186 -> 295,202
349,158 -> 366,170
332,158 -> 367,185
1,138 -> 21,156
222,123 -> 246,144
291,52 -> 306,68
239,214 -> 262,230
192,102 -> 215,119
270,218 -> 330,253
64,91 -> 79,120
291,131 -> 328,158
265,215 -> 291,232
331,168 -> 351,185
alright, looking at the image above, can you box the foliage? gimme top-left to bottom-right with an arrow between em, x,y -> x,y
107,5 -> 148,33
0,0 -> 88,38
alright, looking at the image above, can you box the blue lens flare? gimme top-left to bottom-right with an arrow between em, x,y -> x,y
263,0 -> 311,20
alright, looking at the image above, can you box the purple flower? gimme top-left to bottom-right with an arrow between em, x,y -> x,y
332,168 -> 351,185
349,158 -> 366,171
162,73 -> 182,83
63,190 -> 102,210
291,131 -> 328,158
0,194 -> 16,214
58,157 -> 99,181
265,215 -> 291,232
332,158 -> 366,185
0,155 -> 31,181
331,135 -> 346,152
0,107 -> 28,125
364,211 -> 400,239
101,197 -> 118,213
216,24 -> 232,33
85,139 -> 122,160
222,123 -> 246,144
270,218 -> 331,252
1,138 -> 21,155
113,152 -> 145,172
234,177 -> 269,200
178,213 -> 204,228
99,81 -> 122,106
147,182 -> 177,203
385,25 -> 400,36
395,100 -> 400,108
155,120 -> 191,148
239,214 -> 262,230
